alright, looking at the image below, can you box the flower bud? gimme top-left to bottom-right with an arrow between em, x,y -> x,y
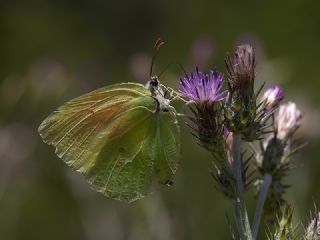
267,205 -> 295,236
305,212 -> 320,239
225,44 -> 255,100
262,85 -> 284,110
277,102 -> 302,139
260,137 -> 284,173
224,45 -> 263,141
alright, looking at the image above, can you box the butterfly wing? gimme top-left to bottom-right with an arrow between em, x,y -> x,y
150,112 -> 181,187
38,82 -> 180,202
86,109 -> 180,202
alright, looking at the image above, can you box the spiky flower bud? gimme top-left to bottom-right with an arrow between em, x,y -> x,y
277,102 -> 302,140
225,44 -> 255,100
262,86 -> 284,111
224,45 -> 263,141
267,205 -> 299,240
254,135 -> 288,220
254,102 -> 304,222
259,136 -> 284,174
305,211 -> 320,240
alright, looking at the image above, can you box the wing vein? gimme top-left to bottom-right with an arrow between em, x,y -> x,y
73,121 -> 104,165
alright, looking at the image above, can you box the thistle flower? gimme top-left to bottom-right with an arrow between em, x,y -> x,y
179,67 -> 226,154
262,86 -> 284,110
225,44 -> 255,99
224,45 -> 262,141
179,68 -> 236,197
277,102 -> 302,139
179,67 -> 225,105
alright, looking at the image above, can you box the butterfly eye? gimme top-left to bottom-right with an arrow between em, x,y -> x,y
150,77 -> 159,87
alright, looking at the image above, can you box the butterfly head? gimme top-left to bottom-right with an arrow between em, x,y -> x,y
145,39 -> 174,112
145,75 -> 160,93
145,76 -> 171,112
150,76 -> 159,87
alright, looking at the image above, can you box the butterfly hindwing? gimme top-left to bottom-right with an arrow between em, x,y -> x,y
152,113 -> 180,185
86,108 -> 180,202
38,82 -> 180,202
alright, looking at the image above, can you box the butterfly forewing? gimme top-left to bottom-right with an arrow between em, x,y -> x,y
39,83 -> 150,169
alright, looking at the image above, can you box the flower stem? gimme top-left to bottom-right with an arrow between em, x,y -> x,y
232,134 -> 253,240
251,173 -> 272,240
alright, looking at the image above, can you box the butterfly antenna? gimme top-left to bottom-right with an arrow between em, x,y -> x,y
150,38 -> 165,77
158,61 -> 174,78
176,61 -> 188,76
158,61 -> 188,79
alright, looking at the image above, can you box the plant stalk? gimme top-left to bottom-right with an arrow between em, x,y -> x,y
251,173 -> 272,240
232,134 -> 253,240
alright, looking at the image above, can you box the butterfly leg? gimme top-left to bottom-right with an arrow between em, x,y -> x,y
167,106 -> 185,122
163,90 -> 169,98
161,85 -> 188,103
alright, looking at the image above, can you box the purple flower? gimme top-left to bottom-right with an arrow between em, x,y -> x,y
262,85 -> 284,110
276,102 -> 302,139
179,67 -> 225,105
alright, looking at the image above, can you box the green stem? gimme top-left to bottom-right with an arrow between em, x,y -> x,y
251,173 -> 272,240
232,134 -> 253,240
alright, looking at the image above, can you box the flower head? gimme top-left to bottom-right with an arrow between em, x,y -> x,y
277,102 -> 302,139
179,67 -> 225,105
224,45 -> 261,141
262,85 -> 284,110
180,68 -> 226,169
225,44 -> 255,97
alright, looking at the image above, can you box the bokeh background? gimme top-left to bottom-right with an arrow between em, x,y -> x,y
1,0 -> 320,239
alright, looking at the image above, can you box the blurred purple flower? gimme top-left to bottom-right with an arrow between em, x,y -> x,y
179,67 -> 225,105
262,85 -> 284,110
190,37 -> 215,67
277,102 -> 302,139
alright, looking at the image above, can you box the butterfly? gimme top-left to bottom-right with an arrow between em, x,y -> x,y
38,39 -> 181,203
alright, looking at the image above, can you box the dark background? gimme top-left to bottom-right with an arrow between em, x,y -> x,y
0,0 -> 319,239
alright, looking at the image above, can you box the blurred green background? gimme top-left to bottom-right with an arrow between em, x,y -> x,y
1,0 -> 320,239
